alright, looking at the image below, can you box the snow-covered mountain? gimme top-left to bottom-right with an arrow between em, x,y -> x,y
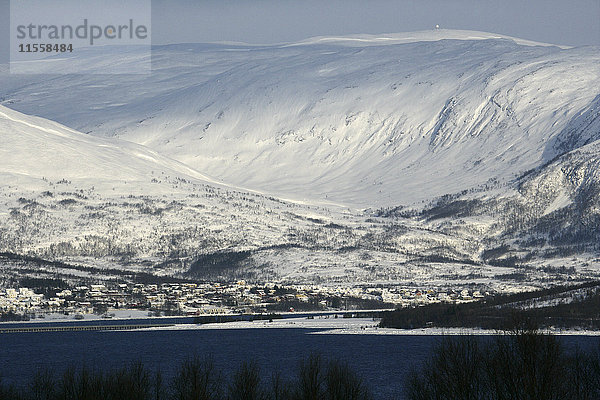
1,30 -> 599,289
2,30 -> 598,207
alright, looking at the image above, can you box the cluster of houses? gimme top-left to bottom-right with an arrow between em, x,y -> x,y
379,287 -> 487,306
0,281 -> 489,319
0,288 -> 45,315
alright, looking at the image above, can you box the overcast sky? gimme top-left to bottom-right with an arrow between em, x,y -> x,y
150,0 -> 600,46
1,0 -> 599,64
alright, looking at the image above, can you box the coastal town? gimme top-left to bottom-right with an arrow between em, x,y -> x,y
0,281 -> 489,321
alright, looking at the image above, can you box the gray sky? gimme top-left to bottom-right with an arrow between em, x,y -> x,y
150,0 -> 600,46
2,0 -> 599,64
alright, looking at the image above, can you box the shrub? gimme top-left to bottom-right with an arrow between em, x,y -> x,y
324,360 -> 371,400
171,355 -> 223,400
405,336 -> 484,400
102,362 -> 152,400
295,354 -> 325,400
407,330 -> 600,400
228,361 -> 264,400
0,354 -> 373,400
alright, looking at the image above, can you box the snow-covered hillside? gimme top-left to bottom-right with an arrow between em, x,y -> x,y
2,30 -> 598,206
0,105 -> 216,187
399,138 -> 600,282
0,104 -> 490,287
1,30 -> 599,290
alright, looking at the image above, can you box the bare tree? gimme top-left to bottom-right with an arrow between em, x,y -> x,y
228,361 -> 264,400
171,355 -> 223,400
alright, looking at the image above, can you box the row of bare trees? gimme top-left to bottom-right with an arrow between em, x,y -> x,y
407,329 -> 600,400
0,354 -> 371,400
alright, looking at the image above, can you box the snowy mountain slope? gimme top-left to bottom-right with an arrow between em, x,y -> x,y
516,140 -> 600,245
0,105 -> 216,187
3,103 -> 590,290
0,104 -> 501,287
544,94 -> 600,160
2,30 -> 598,207
404,139 -> 600,273
0,121 -> 597,291
358,135 -> 600,288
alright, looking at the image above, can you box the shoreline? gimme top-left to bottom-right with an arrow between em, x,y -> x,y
2,313 -> 600,336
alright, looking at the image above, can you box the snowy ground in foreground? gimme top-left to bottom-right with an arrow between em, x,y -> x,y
1,309 -> 156,323
138,316 -> 378,332
139,317 -> 600,336
3,313 -> 599,335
